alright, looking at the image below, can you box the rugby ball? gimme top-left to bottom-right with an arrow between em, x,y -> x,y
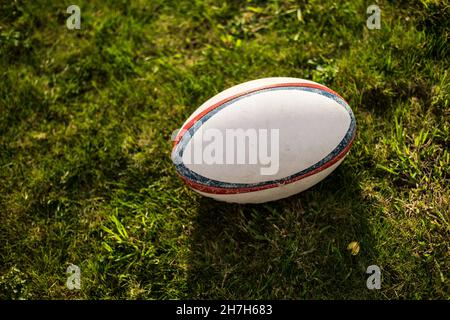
172,77 -> 356,203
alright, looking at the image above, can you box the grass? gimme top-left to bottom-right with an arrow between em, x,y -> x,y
0,0 -> 449,299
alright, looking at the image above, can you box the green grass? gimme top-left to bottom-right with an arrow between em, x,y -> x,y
0,0 -> 449,299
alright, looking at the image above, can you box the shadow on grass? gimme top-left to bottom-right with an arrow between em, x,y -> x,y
186,163 -> 382,299
360,79 -> 433,117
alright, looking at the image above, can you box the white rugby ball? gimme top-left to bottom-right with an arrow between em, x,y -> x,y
172,77 -> 356,203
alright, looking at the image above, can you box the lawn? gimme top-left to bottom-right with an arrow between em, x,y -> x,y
0,0 -> 448,299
